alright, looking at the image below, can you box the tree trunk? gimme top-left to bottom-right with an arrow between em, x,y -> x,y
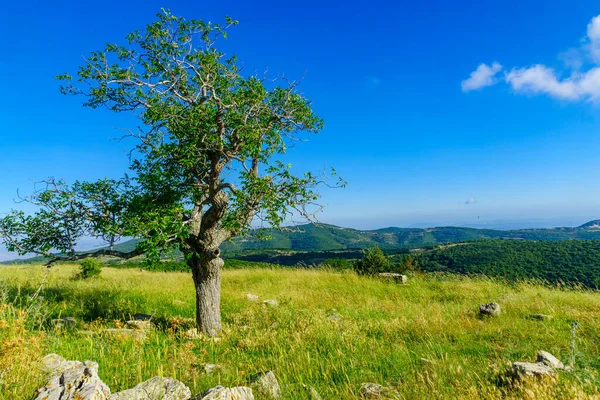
189,248 -> 224,337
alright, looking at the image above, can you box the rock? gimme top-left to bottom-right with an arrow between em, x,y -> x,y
183,328 -> 201,339
528,314 -> 553,321
40,354 -> 67,374
479,302 -> 501,317
201,363 -> 223,375
133,313 -> 153,321
263,299 -> 279,307
247,293 -> 260,302
110,376 -> 191,400
52,316 -> 77,329
249,370 -> 281,399
327,313 -> 341,321
126,320 -> 152,330
377,273 -> 407,284
77,330 -> 98,336
194,386 -> 254,400
301,384 -> 323,400
103,328 -> 146,341
359,383 -> 400,399
36,359 -> 111,400
512,362 -> 556,377
536,351 -> 567,370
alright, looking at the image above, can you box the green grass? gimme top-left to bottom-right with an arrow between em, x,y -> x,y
0,265 -> 599,399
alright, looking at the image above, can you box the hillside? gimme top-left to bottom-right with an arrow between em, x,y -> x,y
410,239 -> 600,288
221,220 -> 600,251
5,220 -> 600,264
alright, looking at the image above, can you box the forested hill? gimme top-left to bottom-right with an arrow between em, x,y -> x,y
5,220 -> 600,264
221,220 -> 600,251
410,239 -> 600,289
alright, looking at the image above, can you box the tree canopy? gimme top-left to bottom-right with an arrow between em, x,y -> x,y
0,9 -> 343,335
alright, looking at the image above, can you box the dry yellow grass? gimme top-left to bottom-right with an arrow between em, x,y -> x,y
0,264 -> 599,399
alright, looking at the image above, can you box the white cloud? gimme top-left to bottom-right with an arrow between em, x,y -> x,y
505,65 -> 600,102
587,15 -> 600,63
461,62 -> 502,92
464,14 -> 600,103
465,198 -> 478,205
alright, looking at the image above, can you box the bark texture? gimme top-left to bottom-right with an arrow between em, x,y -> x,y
189,249 -> 224,337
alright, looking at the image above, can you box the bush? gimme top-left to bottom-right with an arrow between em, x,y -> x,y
78,258 -> 103,279
322,258 -> 350,270
353,246 -> 390,275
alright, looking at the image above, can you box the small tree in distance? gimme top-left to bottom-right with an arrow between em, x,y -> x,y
0,10 -> 343,336
353,246 -> 390,275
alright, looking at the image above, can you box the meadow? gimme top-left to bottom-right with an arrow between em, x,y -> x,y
1,264 -> 599,399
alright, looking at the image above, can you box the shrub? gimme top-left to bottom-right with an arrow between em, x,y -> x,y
353,246 -> 390,275
78,258 -> 103,279
322,258 -> 350,270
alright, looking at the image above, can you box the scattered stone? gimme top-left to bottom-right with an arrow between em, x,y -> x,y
327,313 -> 341,321
184,328 -> 201,339
536,351 -> 568,370
36,358 -> 111,400
40,353 -> 67,374
377,273 -> 407,284
110,376 -> 191,400
194,386 -> 254,400
247,293 -> 260,302
126,320 -> 152,330
301,384 -> 323,400
102,328 -> 146,341
359,383 -> 400,399
263,299 -> 279,307
133,313 -> 153,321
528,314 -> 553,321
512,362 -> 556,377
479,302 -> 501,317
201,363 -> 223,375
77,330 -> 98,336
51,316 -> 77,329
419,358 -> 436,366
249,370 -> 281,399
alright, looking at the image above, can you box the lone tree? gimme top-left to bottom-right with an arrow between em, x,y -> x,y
0,10 -> 342,336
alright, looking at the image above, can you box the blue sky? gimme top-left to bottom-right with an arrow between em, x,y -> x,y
2,0 -> 600,251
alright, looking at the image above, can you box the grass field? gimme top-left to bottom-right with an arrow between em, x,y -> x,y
0,264 -> 599,399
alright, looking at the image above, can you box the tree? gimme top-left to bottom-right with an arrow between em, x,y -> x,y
353,246 -> 390,275
0,10 -> 343,336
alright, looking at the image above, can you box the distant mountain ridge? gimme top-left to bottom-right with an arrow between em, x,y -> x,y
4,220 -> 600,264
217,220 -> 600,252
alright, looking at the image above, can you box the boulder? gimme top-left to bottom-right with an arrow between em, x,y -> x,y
327,313 -> 341,321
126,320 -> 152,330
247,294 -> 260,302
201,363 -> 223,375
377,273 -> 407,284
133,313 -> 153,321
263,299 -> 279,307
40,353 -> 67,374
301,384 -> 323,400
479,302 -> 501,316
359,383 -> 400,399
536,351 -> 567,370
52,316 -> 77,329
528,314 -> 553,321
249,370 -> 281,399
103,328 -> 146,341
512,362 -> 555,377
36,359 -> 111,400
110,376 -> 191,400
194,386 -> 254,400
